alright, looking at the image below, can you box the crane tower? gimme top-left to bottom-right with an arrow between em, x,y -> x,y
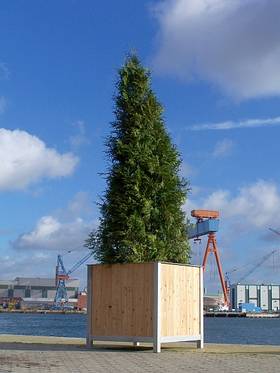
188,210 -> 229,306
54,251 -> 93,308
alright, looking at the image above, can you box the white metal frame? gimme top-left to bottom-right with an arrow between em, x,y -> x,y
153,262 -> 161,352
197,267 -> 204,349
86,265 -> 93,348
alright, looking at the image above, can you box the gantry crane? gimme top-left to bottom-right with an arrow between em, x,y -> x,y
188,210 -> 229,306
54,251 -> 93,308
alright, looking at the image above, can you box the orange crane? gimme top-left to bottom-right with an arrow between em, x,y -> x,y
188,210 -> 229,307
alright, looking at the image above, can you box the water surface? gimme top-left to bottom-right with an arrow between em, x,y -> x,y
0,313 -> 280,345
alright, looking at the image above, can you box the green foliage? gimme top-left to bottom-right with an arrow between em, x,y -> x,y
86,55 -> 190,264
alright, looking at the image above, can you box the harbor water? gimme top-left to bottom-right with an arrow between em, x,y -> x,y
0,313 -> 280,345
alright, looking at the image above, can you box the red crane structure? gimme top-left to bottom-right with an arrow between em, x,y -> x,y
188,209 -> 229,307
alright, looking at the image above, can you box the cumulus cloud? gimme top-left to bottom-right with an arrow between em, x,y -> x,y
153,0 -> 280,99
212,139 -> 233,158
186,180 -> 280,289
0,128 -> 78,190
1,252 -> 53,279
14,216 -> 92,251
13,192 -> 95,251
190,116 -> 280,131
6,193 -> 96,283
186,180 -> 280,228
2,247 -> 91,286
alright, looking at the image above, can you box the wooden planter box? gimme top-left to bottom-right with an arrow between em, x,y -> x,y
87,262 -> 203,352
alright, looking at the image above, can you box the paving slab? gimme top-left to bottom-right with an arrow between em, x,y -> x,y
0,335 -> 279,373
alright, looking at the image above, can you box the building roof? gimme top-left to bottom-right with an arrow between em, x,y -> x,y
0,277 -> 79,288
231,283 -> 280,287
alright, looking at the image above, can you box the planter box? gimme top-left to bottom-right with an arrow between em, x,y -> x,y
87,262 -> 203,352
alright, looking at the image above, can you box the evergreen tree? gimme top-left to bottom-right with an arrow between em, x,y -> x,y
86,55 -> 190,264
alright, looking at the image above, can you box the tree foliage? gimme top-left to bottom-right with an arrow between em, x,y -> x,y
86,55 -> 190,264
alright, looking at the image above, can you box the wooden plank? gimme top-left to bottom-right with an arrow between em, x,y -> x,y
160,264 -> 200,337
90,263 -> 154,337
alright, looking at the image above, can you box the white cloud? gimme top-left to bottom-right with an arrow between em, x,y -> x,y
14,215 -> 92,251
153,0 -> 280,99
6,193 -> 96,284
0,128 -> 78,190
13,192 -> 96,251
1,247 -> 91,287
185,180 -> 280,290
186,180 -> 280,228
212,139 -> 233,158
0,96 -> 7,114
69,120 -> 90,149
190,116 -> 280,131
1,253 -> 53,279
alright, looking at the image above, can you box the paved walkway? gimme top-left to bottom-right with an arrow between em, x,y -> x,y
0,335 -> 279,373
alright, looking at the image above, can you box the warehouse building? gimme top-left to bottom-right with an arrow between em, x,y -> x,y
0,277 -> 79,301
230,283 -> 280,312
203,294 -> 225,311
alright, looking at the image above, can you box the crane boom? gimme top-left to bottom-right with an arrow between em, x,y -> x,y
268,227 -> 280,236
67,251 -> 94,275
238,249 -> 277,283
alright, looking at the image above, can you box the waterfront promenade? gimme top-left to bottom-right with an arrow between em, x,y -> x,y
0,335 -> 279,372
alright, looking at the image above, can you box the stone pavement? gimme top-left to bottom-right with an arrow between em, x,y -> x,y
0,336 -> 279,373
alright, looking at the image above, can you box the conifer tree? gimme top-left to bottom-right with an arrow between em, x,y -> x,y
86,55 -> 190,264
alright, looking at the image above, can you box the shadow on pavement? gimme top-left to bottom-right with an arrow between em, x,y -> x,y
0,342 -> 279,355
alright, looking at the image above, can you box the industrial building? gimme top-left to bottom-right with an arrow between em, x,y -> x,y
0,277 -> 79,302
230,283 -> 280,312
203,294 -> 225,311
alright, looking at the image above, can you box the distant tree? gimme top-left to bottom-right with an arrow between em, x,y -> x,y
86,55 -> 190,264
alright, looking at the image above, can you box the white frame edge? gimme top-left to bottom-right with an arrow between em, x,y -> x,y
153,262 -> 161,353
160,335 -> 201,343
86,265 -> 93,348
197,267 -> 204,349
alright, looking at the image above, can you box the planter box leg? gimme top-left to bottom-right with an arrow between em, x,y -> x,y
197,339 -> 204,349
153,340 -> 161,353
86,336 -> 93,349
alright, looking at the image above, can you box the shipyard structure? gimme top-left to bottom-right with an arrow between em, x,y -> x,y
0,277 -> 79,309
230,283 -> 280,312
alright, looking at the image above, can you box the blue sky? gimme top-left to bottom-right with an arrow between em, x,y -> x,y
1,0 -> 280,293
